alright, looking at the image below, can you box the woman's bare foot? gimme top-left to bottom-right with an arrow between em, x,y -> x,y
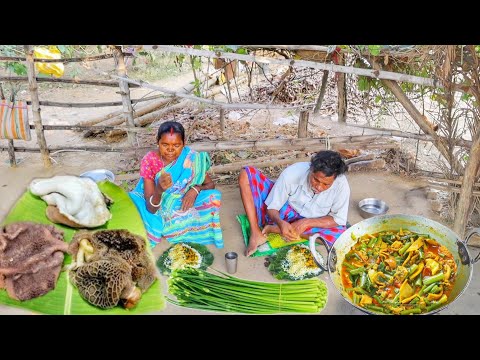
245,231 -> 266,257
262,224 -> 281,235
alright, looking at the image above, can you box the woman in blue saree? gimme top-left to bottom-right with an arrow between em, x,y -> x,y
129,121 -> 223,248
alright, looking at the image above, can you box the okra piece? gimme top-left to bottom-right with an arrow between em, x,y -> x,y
367,237 -> 378,248
359,272 -> 367,288
400,307 -> 422,315
414,274 -> 422,287
381,235 -> 394,244
364,304 -> 384,313
423,272 -> 445,286
426,294 -> 448,312
398,241 -> 412,255
342,262 -> 356,270
353,287 -> 369,295
418,282 -> 436,296
349,267 -> 366,275
407,264 -> 419,277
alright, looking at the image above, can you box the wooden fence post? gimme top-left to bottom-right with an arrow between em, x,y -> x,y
314,70 -> 329,114
24,45 -> 52,168
298,111 -> 309,138
337,53 -> 347,123
219,108 -> 225,135
7,139 -> 16,167
111,46 -> 136,146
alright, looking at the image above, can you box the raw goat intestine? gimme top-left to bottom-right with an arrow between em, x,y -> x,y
29,175 -> 112,228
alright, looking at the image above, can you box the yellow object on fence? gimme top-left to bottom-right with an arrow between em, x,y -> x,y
0,100 -> 31,141
34,46 -> 64,78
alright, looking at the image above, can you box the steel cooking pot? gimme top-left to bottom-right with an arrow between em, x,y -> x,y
309,214 -> 480,315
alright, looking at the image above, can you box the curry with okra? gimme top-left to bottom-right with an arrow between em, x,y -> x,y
341,229 -> 457,314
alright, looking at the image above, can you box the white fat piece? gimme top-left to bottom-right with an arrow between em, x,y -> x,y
30,175 -> 112,227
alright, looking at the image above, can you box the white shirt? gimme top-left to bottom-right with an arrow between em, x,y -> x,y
264,162 -> 350,226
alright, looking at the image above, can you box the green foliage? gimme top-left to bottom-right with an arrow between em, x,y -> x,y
357,76 -> 371,91
367,45 -> 382,56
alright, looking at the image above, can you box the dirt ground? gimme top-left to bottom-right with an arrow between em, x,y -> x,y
1,53 -> 479,315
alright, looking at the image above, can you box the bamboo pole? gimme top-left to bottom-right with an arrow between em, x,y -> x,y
0,76 -> 138,87
314,70 -> 329,114
32,94 -> 165,108
117,153 -> 310,180
1,134 -> 400,153
24,45 -> 51,168
454,133 -> 480,237
298,111 -> 308,138
428,184 -> 480,197
344,122 -> 472,148
0,53 -> 131,63
29,124 -> 145,132
156,45 -> 439,88
419,176 -> 480,188
111,46 -> 136,146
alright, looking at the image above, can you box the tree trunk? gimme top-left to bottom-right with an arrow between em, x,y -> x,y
454,132 -> 480,237
378,76 -> 464,175
24,45 -> 51,168
111,45 -> 136,146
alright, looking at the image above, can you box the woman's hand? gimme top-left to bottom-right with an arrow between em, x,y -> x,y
158,172 -> 173,192
278,220 -> 300,241
181,187 -> 198,211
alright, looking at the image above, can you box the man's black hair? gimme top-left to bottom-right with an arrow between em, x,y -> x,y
156,121 -> 185,143
310,150 -> 347,177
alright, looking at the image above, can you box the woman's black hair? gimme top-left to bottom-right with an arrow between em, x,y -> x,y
156,121 -> 185,143
310,150 -> 347,177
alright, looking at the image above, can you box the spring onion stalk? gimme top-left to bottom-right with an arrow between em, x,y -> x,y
167,268 -> 328,314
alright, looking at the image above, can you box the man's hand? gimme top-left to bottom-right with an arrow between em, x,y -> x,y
158,172 -> 173,192
278,220 -> 300,241
290,218 -> 311,236
181,188 -> 197,211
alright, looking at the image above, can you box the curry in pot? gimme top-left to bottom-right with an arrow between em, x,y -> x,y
341,229 -> 457,314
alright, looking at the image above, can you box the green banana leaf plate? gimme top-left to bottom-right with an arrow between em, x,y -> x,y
0,180 -> 165,315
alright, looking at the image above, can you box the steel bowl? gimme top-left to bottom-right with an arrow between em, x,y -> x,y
358,198 -> 389,218
79,169 -> 115,182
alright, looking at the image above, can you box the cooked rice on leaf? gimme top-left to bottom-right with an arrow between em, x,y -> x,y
268,244 -> 323,281
157,243 -> 214,275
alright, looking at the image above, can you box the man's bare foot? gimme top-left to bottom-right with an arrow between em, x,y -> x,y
245,231 -> 266,257
262,224 -> 281,235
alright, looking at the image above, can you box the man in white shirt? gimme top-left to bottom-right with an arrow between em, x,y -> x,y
239,150 -> 350,257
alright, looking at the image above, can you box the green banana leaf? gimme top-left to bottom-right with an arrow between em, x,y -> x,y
0,180 -> 165,315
